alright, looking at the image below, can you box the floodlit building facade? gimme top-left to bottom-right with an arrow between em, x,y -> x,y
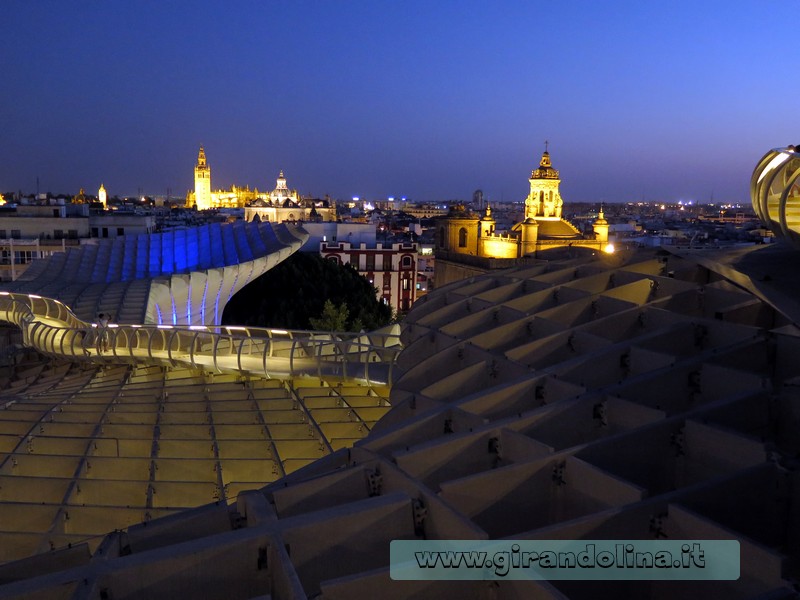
320,240 -> 418,313
435,149 -> 610,286
188,147 -> 336,222
97,184 -> 107,208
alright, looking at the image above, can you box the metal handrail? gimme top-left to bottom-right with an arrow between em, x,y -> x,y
0,292 -> 400,386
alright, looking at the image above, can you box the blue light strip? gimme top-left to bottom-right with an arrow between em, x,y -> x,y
200,277 -> 209,326
187,277 -> 192,324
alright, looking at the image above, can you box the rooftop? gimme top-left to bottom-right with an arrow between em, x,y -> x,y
2,244 -> 800,597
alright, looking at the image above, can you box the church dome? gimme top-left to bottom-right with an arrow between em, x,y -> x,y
530,151 -> 560,180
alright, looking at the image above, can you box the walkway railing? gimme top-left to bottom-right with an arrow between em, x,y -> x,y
0,292 -> 401,386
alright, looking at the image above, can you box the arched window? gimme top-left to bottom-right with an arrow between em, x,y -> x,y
401,255 -> 412,267
458,227 -> 468,248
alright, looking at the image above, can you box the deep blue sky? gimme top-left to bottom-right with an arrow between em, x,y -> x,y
1,1 -> 795,203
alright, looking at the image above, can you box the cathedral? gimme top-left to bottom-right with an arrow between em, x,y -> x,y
186,146 -> 336,222
435,148 -> 610,283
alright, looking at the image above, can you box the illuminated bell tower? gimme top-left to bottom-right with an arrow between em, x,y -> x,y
593,204 -> 609,243
194,146 -> 212,210
525,143 -> 563,220
98,183 -> 107,208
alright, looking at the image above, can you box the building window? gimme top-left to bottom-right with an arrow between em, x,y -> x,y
0,230 -> 6,239
401,255 -> 412,268
117,227 -> 124,236
68,230 -> 78,239
102,227 -> 108,238
458,227 -> 467,248
91,228 -> 98,237
365,254 -> 375,271
53,230 -> 63,240
402,278 -> 411,290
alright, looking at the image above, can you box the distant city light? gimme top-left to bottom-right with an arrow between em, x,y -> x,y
352,196 -> 360,202
364,202 -> 374,211
388,196 -> 395,201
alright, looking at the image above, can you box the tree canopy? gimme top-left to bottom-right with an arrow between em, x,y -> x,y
221,253 -> 393,332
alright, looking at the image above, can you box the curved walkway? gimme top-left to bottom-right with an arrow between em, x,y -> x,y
0,292 -> 401,386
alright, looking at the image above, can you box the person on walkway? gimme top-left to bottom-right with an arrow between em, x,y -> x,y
97,313 -> 110,353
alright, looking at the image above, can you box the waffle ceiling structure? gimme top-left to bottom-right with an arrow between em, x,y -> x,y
3,220 -> 307,326
2,242 -> 800,599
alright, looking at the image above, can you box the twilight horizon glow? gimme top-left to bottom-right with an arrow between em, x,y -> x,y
1,1 -> 796,204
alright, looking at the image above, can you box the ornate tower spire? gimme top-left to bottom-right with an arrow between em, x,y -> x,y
596,202 -> 607,224
276,171 -> 288,191
525,146 -> 563,220
593,203 -> 609,243
194,145 -> 212,210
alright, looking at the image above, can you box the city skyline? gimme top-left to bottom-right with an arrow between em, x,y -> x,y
1,1 -> 795,203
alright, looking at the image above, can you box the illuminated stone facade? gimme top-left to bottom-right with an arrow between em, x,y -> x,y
193,146 -> 212,209
188,147 -> 336,221
320,240 -> 418,312
436,149 -> 610,286
244,171 -> 336,224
